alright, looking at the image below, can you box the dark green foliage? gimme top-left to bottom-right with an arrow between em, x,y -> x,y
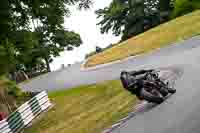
7,81 -> 22,98
0,76 -> 33,110
97,0 -> 198,40
96,0 -> 174,40
0,76 -> 22,98
0,0 -> 92,74
172,0 -> 200,18
0,40 -> 17,75
96,0 -> 129,36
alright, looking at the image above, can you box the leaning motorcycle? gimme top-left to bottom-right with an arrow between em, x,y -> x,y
139,71 -> 175,104
120,70 -> 175,104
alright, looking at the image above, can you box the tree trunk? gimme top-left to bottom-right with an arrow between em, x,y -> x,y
159,0 -> 171,12
159,0 -> 172,21
44,57 -> 51,72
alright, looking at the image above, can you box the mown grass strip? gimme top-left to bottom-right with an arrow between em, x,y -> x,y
24,80 -> 138,133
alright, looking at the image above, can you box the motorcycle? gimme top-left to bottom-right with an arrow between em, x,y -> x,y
139,71 -> 175,104
120,70 -> 176,104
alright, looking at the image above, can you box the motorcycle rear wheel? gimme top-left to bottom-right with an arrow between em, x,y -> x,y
140,89 -> 164,104
159,87 -> 169,97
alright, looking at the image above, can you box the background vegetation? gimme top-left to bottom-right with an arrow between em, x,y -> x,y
0,0 -> 92,76
96,0 -> 200,41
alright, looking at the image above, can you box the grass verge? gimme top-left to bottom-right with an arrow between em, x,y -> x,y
24,80 -> 137,133
85,10 -> 200,68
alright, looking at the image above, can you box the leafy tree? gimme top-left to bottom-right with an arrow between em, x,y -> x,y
122,0 -> 145,40
0,40 -> 17,75
0,0 -> 92,74
96,0 -> 128,37
32,27 -> 82,72
96,0 -> 174,40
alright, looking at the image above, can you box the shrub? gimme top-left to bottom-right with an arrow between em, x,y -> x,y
172,0 -> 200,18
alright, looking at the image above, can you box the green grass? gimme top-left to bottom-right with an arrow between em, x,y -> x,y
85,10 -> 200,67
24,80 -> 138,133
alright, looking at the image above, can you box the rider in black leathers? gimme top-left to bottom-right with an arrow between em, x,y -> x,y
120,69 -> 176,102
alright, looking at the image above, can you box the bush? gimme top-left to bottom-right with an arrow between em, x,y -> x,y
172,0 -> 200,18
0,40 -> 17,75
7,81 -> 22,97
0,76 -> 33,113
0,76 -> 22,97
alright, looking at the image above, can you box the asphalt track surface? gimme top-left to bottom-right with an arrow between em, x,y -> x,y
19,36 -> 200,92
103,67 -> 182,133
20,36 -> 200,133
109,63 -> 200,133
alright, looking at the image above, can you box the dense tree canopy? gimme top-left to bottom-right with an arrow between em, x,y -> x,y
0,0 -> 199,76
96,0 -> 174,40
96,0 -> 200,41
0,0 -> 92,75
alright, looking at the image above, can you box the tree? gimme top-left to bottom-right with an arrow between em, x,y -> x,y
123,0 -> 145,40
96,0 -> 174,40
0,40 -> 17,75
19,0 -> 91,72
32,27 -> 82,72
96,0 -> 129,37
0,0 -> 92,74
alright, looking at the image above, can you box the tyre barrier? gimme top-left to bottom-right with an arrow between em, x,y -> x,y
0,91 -> 51,133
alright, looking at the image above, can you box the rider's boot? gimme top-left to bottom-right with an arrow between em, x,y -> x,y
167,87 -> 176,94
166,82 -> 176,94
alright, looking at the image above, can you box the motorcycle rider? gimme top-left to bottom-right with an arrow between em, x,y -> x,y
120,69 -> 176,103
